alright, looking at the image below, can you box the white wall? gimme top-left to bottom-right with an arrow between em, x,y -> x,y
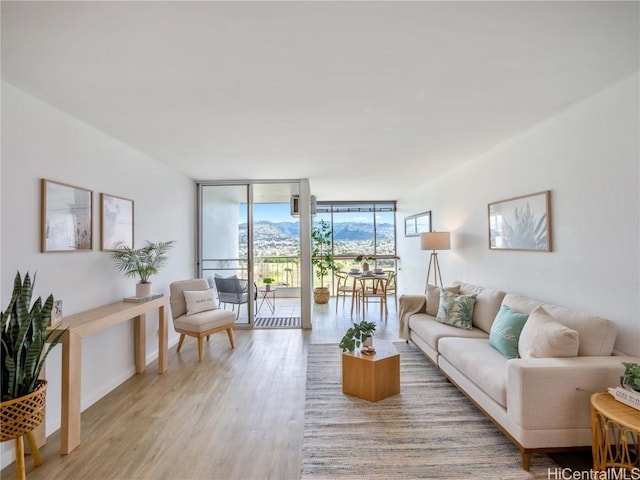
1,82 -> 195,467
397,72 -> 639,357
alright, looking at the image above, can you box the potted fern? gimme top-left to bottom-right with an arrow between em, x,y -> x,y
1,272 -> 65,476
110,240 -> 175,297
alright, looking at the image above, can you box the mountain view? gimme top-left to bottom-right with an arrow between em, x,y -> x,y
239,221 -> 395,257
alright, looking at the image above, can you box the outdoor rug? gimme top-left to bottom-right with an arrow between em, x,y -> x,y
254,316 -> 301,328
302,342 -> 558,479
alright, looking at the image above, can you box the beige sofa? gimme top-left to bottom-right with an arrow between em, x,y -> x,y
398,281 -> 639,470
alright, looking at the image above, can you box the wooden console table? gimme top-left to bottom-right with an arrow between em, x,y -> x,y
46,296 -> 168,454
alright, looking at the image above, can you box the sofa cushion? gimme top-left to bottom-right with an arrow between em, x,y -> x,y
489,305 -> 529,359
409,314 -> 489,351
502,294 -> 617,356
439,337 -> 508,407
183,288 -> 218,315
426,284 -> 461,316
518,306 -> 579,358
453,281 -> 507,334
436,291 -> 477,330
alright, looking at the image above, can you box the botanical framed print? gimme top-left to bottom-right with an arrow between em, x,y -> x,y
101,193 -> 134,251
405,211 -> 432,237
488,190 -> 551,251
41,179 -> 93,252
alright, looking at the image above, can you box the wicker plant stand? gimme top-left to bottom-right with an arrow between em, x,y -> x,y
1,381 -> 47,480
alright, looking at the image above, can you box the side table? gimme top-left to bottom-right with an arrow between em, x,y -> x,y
590,392 -> 640,472
257,287 -> 276,315
342,340 -> 400,402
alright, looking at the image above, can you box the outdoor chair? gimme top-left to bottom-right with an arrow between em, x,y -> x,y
213,275 -> 250,319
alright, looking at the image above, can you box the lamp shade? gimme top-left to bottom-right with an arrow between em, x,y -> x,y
421,232 -> 451,251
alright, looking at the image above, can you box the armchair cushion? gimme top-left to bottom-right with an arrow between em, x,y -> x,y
173,308 -> 235,334
183,288 -> 218,316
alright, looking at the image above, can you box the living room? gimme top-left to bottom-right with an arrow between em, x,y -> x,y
1,1 -> 639,478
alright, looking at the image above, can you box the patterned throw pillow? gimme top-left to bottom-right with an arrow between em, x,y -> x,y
183,288 -> 218,316
425,284 -> 461,316
489,305 -> 529,358
435,291 -> 477,330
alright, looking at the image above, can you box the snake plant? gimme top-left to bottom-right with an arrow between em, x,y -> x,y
1,272 -> 65,401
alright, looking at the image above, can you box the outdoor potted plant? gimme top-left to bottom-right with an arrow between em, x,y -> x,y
339,320 -> 377,352
1,272 -> 65,478
110,240 -> 175,297
263,277 -> 275,292
311,220 -> 336,304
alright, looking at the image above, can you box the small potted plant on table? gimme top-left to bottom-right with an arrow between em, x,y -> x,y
339,320 -> 377,352
110,240 -> 175,297
621,362 -> 640,393
263,277 -> 275,292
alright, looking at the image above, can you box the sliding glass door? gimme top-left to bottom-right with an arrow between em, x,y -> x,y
198,181 -> 304,328
199,184 -> 252,324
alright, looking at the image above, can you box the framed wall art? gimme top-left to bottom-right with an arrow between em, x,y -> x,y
488,190 -> 551,251
405,211 -> 431,237
101,193 -> 134,251
41,179 -> 93,252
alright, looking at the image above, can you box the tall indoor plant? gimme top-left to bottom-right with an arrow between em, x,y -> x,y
1,272 -> 65,478
311,220 -> 336,304
110,240 -> 175,297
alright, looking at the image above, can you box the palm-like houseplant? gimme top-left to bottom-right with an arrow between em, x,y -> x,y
1,272 -> 66,476
311,220 -> 336,304
110,240 -> 175,297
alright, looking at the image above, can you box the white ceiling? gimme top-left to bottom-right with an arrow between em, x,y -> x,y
2,1 -> 638,201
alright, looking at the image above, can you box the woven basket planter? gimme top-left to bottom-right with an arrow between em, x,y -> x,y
1,380 -> 47,443
313,287 -> 330,304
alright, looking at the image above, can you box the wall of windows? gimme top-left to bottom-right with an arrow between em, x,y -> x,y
313,202 -> 397,283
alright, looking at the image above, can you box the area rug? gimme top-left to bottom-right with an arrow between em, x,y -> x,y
302,342 -> 558,479
254,316 -> 301,328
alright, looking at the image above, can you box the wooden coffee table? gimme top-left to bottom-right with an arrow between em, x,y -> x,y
342,340 -> 400,402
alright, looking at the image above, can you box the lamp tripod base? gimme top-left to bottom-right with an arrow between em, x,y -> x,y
424,251 -> 444,293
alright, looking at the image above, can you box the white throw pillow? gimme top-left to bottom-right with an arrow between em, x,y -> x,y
183,288 -> 218,316
518,305 -> 579,358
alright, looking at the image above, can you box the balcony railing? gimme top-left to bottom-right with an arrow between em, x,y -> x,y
202,255 -> 398,296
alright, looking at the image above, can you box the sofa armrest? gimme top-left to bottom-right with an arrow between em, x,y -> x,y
506,356 -> 639,430
398,295 -> 427,340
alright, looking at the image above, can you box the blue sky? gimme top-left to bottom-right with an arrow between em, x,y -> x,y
238,203 -> 296,223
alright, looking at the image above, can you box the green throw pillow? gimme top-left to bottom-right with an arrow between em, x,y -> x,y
489,305 -> 529,359
435,291 -> 477,330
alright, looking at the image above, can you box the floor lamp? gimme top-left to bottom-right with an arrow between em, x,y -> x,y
421,232 -> 451,292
